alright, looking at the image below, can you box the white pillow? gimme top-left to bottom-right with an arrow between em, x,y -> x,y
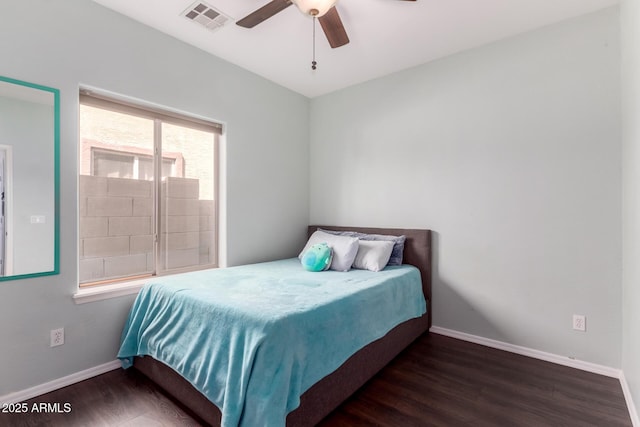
299,230 -> 359,272
352,240 -> 394,272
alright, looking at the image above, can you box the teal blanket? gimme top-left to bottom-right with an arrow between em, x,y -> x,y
118,258 -> 426,426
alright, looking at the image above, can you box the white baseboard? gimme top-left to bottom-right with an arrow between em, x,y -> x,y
0,360 -> 121,405
430,326 -> 621,377
620,372 -> 640,427
430,326 -> 638,426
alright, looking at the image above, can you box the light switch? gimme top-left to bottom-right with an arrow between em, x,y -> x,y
30,215 -> 46,224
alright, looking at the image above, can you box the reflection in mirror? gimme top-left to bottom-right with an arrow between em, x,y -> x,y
0,76 -> 59,281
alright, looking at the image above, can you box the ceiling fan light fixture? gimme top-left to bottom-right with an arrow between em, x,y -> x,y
290,0 -> 337,17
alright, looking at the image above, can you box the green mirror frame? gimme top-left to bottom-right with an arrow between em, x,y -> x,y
0,75 -> 60,281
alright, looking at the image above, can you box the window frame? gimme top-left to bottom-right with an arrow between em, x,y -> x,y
78,90 -> 221,288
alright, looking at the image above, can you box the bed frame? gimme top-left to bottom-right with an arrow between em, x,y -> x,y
133,226 -> 432,426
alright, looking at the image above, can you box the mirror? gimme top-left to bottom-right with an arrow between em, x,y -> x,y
0,75 -> 59,281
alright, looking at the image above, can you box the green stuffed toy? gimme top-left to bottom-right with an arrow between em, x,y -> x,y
301,243 -> 333,272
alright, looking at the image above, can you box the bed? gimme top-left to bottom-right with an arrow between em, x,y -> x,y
119,225 -> 432,426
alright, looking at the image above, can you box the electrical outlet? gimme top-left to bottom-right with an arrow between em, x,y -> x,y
50,328 -> 64,347
572,315 -> 586,332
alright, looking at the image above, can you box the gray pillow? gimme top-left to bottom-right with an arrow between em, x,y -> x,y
319,228 -> 406,266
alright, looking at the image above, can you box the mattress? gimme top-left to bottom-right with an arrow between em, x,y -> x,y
117,258 -> 426,426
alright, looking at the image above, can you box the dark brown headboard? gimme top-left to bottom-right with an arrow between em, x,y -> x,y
308,225 -> 432,328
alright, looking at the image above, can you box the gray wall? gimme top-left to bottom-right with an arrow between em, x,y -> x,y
0,0 -> 309,395
621,0 -> 640,417
0,97 -> 55,275
310,8 -> 622,367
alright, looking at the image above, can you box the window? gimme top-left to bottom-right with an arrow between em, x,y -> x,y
79,91 -> 221,287
91,148 -> 177,180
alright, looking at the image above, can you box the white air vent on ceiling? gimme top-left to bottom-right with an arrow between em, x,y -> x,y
182,1 -> 230,33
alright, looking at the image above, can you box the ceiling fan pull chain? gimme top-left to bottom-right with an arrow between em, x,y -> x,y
311,16 -> 317,70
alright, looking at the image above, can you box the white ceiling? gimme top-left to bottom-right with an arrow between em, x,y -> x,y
93,0 -> 619,98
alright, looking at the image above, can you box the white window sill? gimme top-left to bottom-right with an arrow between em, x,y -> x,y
73,278 -> 149,304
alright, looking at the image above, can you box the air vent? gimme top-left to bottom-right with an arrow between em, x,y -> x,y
182,1 -> 230,32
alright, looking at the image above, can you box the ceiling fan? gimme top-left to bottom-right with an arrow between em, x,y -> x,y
236,0 -> 417,49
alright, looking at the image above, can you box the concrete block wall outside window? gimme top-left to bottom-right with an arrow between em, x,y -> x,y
79,175 -> 215,284
160,176 -> 216,270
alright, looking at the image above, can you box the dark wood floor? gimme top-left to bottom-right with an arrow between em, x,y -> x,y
1,333 -> 632,427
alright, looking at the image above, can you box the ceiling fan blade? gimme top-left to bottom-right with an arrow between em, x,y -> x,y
318,7 -> 349,49
236,0 -> 293,28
